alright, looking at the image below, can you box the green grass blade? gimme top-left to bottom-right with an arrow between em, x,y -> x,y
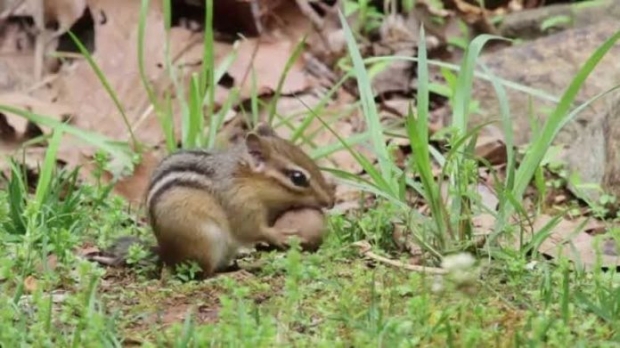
339,9 -> 396,195
206,87 -> 240,149
267,37 -> 307,124
311,110 -> 394,195
479,62 -> 515,190
309,132 -> 370,160
185,74 -> 202,148
364,55 -> 562,105
452,34 -> 509,133
67,31 -> 139,151
34,128 -> 63,207
0,105 -> 133,170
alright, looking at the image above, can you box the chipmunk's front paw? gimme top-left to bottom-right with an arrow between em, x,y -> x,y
261,226 -> 301,248
278,227 -> 300,236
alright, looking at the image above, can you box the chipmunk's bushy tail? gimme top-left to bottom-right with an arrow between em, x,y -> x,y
104,236 -> 161,267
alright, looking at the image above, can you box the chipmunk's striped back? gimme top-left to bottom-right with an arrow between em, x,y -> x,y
145,148 -> 235,223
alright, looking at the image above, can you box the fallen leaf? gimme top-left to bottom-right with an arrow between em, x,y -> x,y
532,215 -> 620,270
35,253 -> 59,273
40,0 -> 88,35
472,213 -> 496,235
226,37 -> 312,99
24,275 -> 38,293
101,149 -> 163,205
475,125 -> 506,165
477,183 -> 499,211
0,55 -> 37,93
331,200 -> 361,215
0,92 -> 73,143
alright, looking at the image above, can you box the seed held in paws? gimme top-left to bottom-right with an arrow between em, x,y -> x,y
273,208 -> 327,251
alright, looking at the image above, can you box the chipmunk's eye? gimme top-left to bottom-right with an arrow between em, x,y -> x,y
287,170 -> 309,187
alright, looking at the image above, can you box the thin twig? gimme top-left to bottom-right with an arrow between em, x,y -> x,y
352,241 -> 448,275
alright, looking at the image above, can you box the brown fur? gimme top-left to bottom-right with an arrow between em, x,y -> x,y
144,122 -> 336,277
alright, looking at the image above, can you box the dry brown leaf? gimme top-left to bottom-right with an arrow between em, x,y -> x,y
265,0 -> 313,40
304,1 -> 348,66
99,150 -> 163,205
477,183 -> 499,211
472,213 -> 496,235
24,275 -> 38,293
226,37 -> 312,99
313,120 -> 372,175
0,92 -> 73,136
475,125 -> 506,165
0,54 -> 37,93
0,18 -> 34,51
16,0 -> 232,201
531,215 -> 620,270
334,182 -> 363,206
0,93 -> 84,177
381,99 -> 414,117
40,0 -> 87,35
370,14 -> 418,96
331,200 -> 361,215
44,0 -> 198,147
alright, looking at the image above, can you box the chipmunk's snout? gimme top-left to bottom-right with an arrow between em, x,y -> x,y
326,198 -> 335,209
317,189 -> 335,209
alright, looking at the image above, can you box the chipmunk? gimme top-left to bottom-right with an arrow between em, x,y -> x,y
108,122 -> 335,277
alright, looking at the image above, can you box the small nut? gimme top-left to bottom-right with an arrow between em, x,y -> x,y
273,208 -> 327,251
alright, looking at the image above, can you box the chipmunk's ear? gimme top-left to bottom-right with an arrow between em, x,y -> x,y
245,132 -> 271,172
253,122 -> 277,137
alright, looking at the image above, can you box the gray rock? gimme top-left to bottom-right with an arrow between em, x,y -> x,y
469,20 -> 620,146
564,90 -> 620,203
